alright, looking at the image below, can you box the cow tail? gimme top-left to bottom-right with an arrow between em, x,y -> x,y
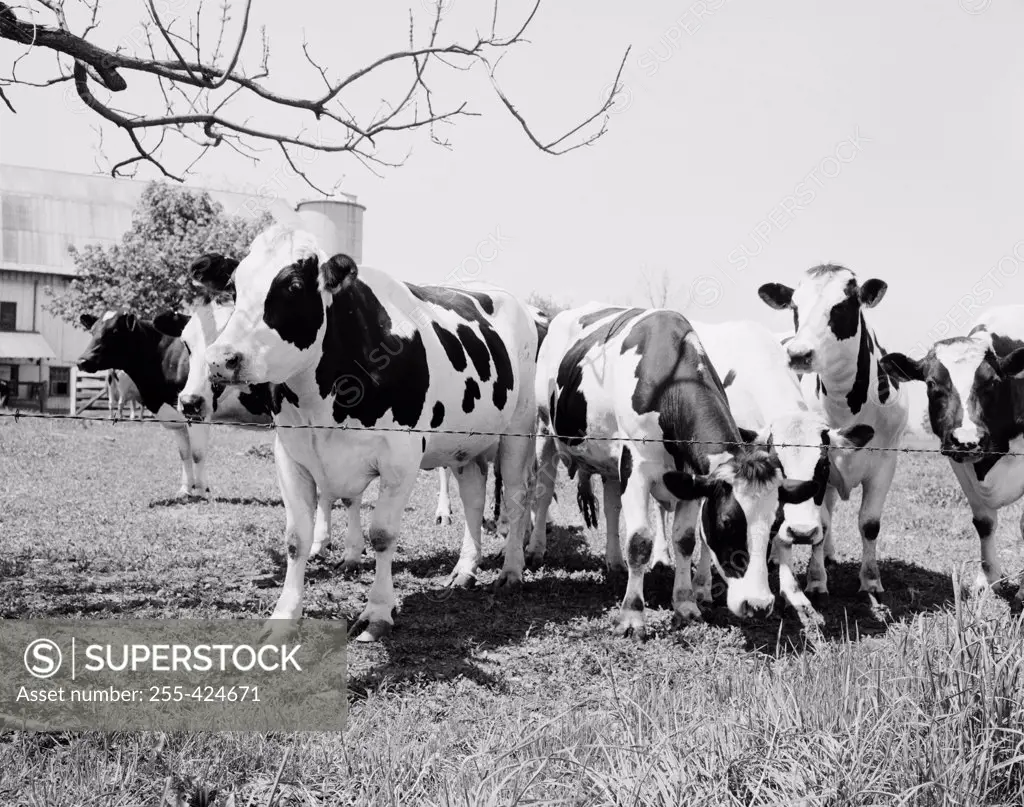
493,461 -> 503,524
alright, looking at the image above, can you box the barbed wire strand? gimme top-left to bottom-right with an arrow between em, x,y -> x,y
2,409 -> 1021,458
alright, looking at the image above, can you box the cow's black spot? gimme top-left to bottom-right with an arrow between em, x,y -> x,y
263,256 -> 324,350
991,332 -> 1024,358
974,454 -> 1002,482
239,384 -> 274,417
846,316 -> 872,414
972,517 -> 994,538
315,279 -> 428,428
622,594 -> 644,613
677,526 -> 697,557
876,360 -> 891,403
553,308 -> 644,447
455,449 -> 468,462
270,383 -> 300,415
701,483 -> 749,579
578,306 -> 630,329
341,498 -> 352,507
862,520 -> 880,541
463,378 -> 480,413
432,323 -> 466,371
827,280 -> 860,341
368,528 -> 394,553
457,324 -> 491,381
480,326 -> 513,409
462,290 -> 494,315
431,401 -> 445,428
619,446 -> 633,492
407,283 -> 514,410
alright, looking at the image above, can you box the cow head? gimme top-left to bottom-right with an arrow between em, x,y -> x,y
204,225 -> 357,385
758,265 -> 887,375
880,337 -> 1024,462
662,443 -> 785,619
77,311 -> 143,373
760,414 -> 875,544
153,254 -> 240,419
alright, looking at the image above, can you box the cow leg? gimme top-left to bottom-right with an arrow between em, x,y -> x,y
1015,511 -> 1024,609
263,436 -> 317,640
168,425 -> 196,498
820,486 -> 840,567
775,536 -> 824,626
525,433 -> 558,567
309,493 -> 333,558
187,421 -> 212,499
968,503 -> 1002,596
670,498 -> 703,625
494,432 -> 534,592
435,467 -> 454,526
339,496 -> 366,574
603,477 -> 625,579
354,469 -> 419,643
805,537 -> 829,596
448,458 -> 487,587
857,456 -> 898,594
613,460 -> 654,637
650,502 -> 673,569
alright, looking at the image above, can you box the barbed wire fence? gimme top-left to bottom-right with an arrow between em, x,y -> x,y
0,408 -> 1019,457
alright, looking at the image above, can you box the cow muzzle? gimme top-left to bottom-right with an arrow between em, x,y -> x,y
179,394 -> 206,420
786,344 -> 815,373
77,355 -> 100,373
942,432 -> 984,463
737,596 -> 775,619
786,523 -> 821,544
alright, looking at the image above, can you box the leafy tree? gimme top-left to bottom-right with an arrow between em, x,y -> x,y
525,291 -> 570,319
47,181 -> 272,323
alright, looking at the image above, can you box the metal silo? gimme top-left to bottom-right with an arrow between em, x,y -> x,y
295,196 -> 366,265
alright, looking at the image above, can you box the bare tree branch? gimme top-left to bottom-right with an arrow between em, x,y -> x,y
0,0 -> 631,192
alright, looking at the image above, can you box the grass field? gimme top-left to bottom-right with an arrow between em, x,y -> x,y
1,417 -> 1023,805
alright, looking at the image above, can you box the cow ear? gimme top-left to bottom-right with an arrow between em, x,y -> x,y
758,283 -> 794,310
80,313 -> 97,330
663,471 -> 715,500
879,352 -> 924,383
320,253 -> 358,295
833,423 -> 875,449
190,253 -> 238,293
153,311 -> 189,338
858,279 -> 888,308
997,347 -> 1024,378
737,427 -> 760,444
123,313 -> 138,332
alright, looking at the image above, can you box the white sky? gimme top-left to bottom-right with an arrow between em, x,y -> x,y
2,0 -> 1022,357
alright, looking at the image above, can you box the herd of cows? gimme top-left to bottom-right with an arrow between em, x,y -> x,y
72,224 -> 1024,642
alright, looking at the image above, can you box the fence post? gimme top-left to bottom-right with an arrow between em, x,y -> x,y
69,366 -> 77,414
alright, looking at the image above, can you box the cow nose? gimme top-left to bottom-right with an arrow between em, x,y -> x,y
786,524 -> 820,544
787,345 -> 814,368
179,395 -> 205,419
740,599 -> 775,619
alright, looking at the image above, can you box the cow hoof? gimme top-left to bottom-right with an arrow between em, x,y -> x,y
352,620 -> 393,643
612,611 -> 648,639
435,513 -> 453,527
806,589 -> 829,608
858,580 -> 885,595
672,602 -> 703,627
451,572 -> 477,589
258,619 -> 300,646
175,486 -> 191,499
798,604 -> 825,628
524,551 -> 545,570
493,572 -> 523,594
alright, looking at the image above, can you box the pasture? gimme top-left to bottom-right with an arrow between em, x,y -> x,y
1,417 -> 1023,805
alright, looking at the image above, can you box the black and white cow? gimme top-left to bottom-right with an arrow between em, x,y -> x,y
202,225 -> 540,642
527,302 -> 815,636
880,304 -> 1024,601
689,318 -> 876,621
759,264 -> 909,595
77,311 -> 208,498
106,369 -> 142,420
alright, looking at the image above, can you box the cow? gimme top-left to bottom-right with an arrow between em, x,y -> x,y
200,225 -> 540,642
524,302 -> 823,637
688,318 -> 876,621
880,304 -> 1024,602
758,264 -> 910,596
106,369 -> 142,420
